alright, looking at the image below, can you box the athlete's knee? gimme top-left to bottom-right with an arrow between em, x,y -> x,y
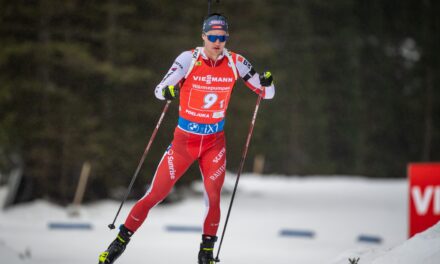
206,192 -> 221,206
139,191 -> 167,208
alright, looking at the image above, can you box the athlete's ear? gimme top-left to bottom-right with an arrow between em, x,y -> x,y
201,33 -> 207,45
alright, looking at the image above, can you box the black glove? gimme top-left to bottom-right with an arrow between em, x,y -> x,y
259,71 -> 273,87
162,85 -> 179,100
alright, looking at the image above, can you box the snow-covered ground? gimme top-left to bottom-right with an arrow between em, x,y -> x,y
331,222 -> 440,264
0,173 -> 437,264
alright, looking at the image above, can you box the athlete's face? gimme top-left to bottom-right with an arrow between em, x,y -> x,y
202,30 -> 228,59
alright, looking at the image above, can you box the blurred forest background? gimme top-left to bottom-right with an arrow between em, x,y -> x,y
0,0 -> 439,204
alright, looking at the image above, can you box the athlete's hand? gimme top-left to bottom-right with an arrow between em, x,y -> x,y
259,71 -> 273,87
162,85 -> 179,100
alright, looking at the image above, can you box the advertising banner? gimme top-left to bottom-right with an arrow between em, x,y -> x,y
408,163 -> 440,237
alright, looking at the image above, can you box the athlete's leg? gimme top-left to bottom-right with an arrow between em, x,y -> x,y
199,133 -> 226,236
99,129 -> 197,264
124,131 -> 195,232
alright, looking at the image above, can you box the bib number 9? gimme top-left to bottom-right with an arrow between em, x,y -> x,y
203,93 -> 218,109
188,90 -> 228,111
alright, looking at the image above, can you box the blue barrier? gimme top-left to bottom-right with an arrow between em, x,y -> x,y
357,234 -> 382,244
279,229 -> 315,238
162,225 -> 382,244
165,225 -> 202,233
48,222 -> 93,230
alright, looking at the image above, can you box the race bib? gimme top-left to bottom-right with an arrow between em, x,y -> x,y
188,89 -> 229,112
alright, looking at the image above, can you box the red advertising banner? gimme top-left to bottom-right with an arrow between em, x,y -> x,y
408,163 -> 440,237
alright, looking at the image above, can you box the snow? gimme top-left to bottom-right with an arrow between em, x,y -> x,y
331,222 -> 440,264
0,174 -> 437,264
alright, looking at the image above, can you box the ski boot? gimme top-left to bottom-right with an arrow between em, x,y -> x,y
198,235 -> 217,264
98,225 -> 133,264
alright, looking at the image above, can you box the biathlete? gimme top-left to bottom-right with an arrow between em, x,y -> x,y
98,13 -> 275,264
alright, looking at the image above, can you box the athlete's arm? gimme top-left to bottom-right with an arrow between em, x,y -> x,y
154,51 -> 192,100
235,54 -> 275,99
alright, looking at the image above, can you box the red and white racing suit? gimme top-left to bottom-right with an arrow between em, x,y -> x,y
124,48 -> 275,236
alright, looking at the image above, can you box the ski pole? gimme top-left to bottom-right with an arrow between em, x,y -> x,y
208,0 -> 212,15
207,0 -> 220,15
215,95 -> 263,262
108,100 -> 172,230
